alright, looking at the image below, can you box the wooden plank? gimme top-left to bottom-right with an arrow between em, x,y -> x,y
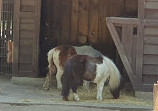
143,19 -> 158,23
20,38 -> 33,47
144,44 -> 158,54
110,0 -> 123,17
20,23 -> 35,31
13,0 -> 20,76
98,0 -> 110,43
0,0 -> 2,24
135,24 -> 144,91
78,0 -> 89,41
107,17 -> 140,25
144,55 -> 158,65
71,0 -> 79,44
19,63 -> 33,72
88,0 -> 99,44
145,2 -> 158,9
21,0 -> 35,12
138,0 -> 145,19
21,0 -> 35,5
144,36 -> 158,45
21,19 -> 34,24
131,36 -> 137,74
13,0 -> 41,77
142,84 -> 153,92
124,0 -> 138,16
19,53 -> 33,64
146,0 -> 158,1
144,26 -> 158,36
106,17 -> 138,90
20,12 -> 34,19
154,83 -> 158,111
145,9 -> 158,19
21,6 -> 35,12
121,25 -> 133,64
53,0 -> 61,45
19,46 -> 33,54
143,65 -> 158,75
20,30 -> 34,39
32,0 -> 41,77
143,74 -> 158,84
60,0 -> 71,44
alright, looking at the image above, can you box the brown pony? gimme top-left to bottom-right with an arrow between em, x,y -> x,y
43,45 -> 102,90
61,55 -> 121,101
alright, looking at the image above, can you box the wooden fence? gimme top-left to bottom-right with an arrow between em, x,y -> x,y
0,0 -> 14,75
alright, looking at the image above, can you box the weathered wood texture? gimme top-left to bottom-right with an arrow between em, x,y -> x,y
141,0 -> 158,91
107,0 -> 158,92
154,83 -> 158,111
13,0 -> 138,77
41,0 -> 138,58
107,17 -> 141,91
13,0 -> 41,77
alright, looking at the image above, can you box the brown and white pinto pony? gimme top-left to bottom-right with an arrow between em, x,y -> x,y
42,45 -> 102,90
61,55 -> 121,101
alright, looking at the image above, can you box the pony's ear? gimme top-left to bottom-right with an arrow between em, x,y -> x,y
80,56 -> 87,63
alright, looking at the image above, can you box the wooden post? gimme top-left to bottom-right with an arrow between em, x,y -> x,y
0,0 -> 2,25
154,82 -> 158,111
7,41 -> 13,63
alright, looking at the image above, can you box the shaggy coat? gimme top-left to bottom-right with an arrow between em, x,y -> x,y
43,45 -> 102,90
61,55 -> 121,101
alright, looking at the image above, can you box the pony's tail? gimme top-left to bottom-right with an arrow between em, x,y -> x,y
43,48 -> 56,90
107,59 -> 121,99
61,61 -> 72,100
47,48 -> 56,76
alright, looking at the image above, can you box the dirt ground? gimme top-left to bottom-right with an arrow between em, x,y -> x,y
0,75 -> 153,110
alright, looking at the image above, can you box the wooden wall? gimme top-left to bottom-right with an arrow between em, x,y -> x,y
40,0 -> 138,55
13,0 -> 41,77
140,0 -> 158,91
39,0 -> 138,76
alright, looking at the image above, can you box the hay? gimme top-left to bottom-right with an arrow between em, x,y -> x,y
61,84 -> 153,107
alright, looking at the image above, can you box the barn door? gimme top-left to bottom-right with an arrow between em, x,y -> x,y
106,17 -> 143,91
13,0 -> 41,77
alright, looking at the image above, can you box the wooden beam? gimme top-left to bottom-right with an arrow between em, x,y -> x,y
106,17 -> 140,25
106,17 -> 139,90
13,0 -> 21,76
0,0 -> 2,24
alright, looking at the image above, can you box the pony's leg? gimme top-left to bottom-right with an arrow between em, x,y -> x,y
56,68 -> 63,89
83,80 -> 90,90
71,80 -> 80,101
96,81 -> 104,100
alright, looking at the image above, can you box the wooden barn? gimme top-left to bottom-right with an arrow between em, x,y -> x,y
0,0 -> 157,95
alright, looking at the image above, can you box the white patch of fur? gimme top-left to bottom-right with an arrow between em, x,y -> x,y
92,55 -> 121,100
102,56 -> 121,91
73,45 -> 103,89
45,45 -> 103,90
73,93 -> 80,101
53,50 -> 64,89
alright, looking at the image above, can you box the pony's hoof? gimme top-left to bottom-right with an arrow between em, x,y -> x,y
63,96 -> 69,101
42,86 -> 49,91
97,97 -> 103,101
73,97 -> 80,102
73,93 -> 80,102
44,88 -> 49,91
57,85 -> 62,90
